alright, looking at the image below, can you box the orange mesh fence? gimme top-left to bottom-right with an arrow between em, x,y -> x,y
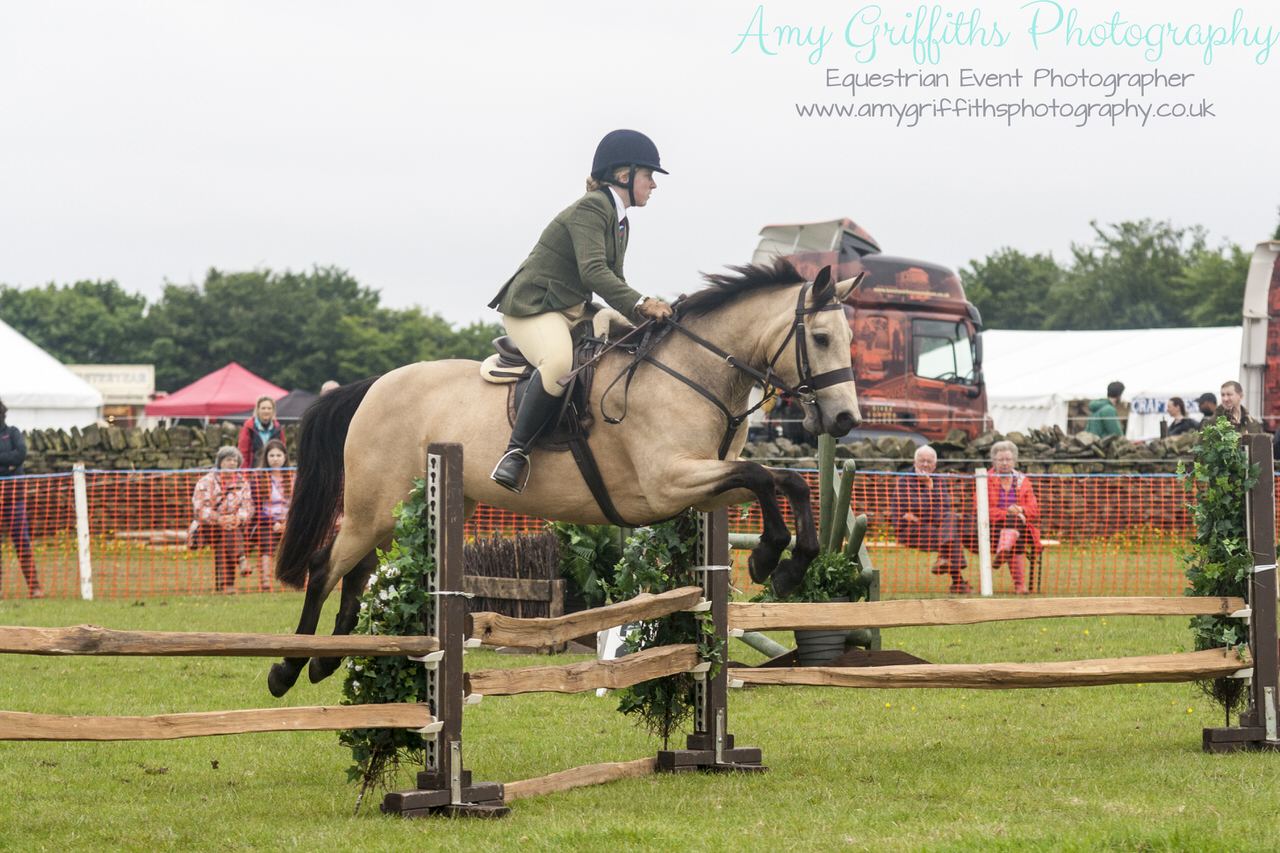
0,467 -> 1243,601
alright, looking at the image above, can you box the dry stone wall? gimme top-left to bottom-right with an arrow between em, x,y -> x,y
741,426 -> 1201,475
20,423 -> 301,474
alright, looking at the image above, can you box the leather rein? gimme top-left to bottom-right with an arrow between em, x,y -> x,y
598,280 -> 856,460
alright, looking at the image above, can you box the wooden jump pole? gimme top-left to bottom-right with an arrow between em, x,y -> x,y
1205,433 -> 1280,753
466,586 -> 704,649
728,596 -> 1249,632
0,625 -> 439,658
732,648 -> 1250,690
0,704 -> 433,741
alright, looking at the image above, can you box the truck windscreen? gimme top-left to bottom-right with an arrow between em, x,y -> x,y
912,319 -> 975,384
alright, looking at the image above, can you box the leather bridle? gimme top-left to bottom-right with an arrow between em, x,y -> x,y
599,280 -> 856,459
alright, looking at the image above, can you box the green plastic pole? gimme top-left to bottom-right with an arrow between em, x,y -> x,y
843,513 -> 869,562
817,435 -> 836,553
828,459 -> 857,556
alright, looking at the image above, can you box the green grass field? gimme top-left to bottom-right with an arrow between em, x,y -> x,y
1,593 -> 1277,852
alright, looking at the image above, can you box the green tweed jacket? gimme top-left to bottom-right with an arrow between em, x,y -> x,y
490,189 -> 643,323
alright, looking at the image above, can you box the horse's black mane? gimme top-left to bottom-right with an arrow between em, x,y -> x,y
676,258 -> 806,318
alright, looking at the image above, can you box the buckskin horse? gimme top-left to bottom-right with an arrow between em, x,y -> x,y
266,260 -> 861,696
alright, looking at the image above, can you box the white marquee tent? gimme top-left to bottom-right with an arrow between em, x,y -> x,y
982,327 -> 1243,440
0,318 -> 103,430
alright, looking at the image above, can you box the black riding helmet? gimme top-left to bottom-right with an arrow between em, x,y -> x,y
591,130 -> 667,203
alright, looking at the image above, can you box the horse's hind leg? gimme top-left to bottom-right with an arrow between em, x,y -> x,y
768,468 -> 820,599
266,545 -> 335,698
308,553 -> 377,685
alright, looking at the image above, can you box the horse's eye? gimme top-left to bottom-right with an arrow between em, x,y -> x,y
812,332 -> 830,347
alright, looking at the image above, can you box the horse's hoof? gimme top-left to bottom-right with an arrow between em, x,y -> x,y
748,546 -> 782,584
771,559 -> 806,600
267,662 -> 301,698
309,655 -> 341,684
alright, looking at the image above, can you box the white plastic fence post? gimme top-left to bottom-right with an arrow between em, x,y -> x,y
72,463 -> 94,600
974,467 -> 992,597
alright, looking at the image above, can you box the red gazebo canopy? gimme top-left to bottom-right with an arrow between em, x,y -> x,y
144,363 -> 287,418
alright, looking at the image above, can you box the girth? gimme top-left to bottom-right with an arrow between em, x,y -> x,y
496,335 -> 642,527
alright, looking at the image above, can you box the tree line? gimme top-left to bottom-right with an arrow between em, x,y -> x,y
0,267 -> 503,393
2,214 -> 1271,391
960,218 -> 1262,331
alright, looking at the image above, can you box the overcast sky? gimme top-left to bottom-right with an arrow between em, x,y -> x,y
2,1 -> 1277,327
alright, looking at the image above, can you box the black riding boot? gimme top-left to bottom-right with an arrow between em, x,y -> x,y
490,372 -> 563,493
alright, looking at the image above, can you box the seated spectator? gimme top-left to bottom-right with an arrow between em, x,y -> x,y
251,439 -> 292,593
891,445 -> 970,595
1083,381 -> 1125,437
0,398 -> 42,598
1207,380 -> 1262,435
980,440 -> 1042,595
1166,396 -> 1199,436
192,446 -> 254,594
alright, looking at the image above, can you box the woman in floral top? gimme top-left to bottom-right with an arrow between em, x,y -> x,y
192,446 -> 254,593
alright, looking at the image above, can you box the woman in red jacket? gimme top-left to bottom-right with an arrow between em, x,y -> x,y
237,396 -> 285,469
981,440 -> 1042,595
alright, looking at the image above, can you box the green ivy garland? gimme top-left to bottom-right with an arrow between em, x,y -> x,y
1177,419 -> 1258,723
338,479 -> 432,812
605,510 -> 723,749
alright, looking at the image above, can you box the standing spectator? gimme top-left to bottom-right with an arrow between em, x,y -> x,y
1083,381 -> 1125,437
1166,397 -> 1199,436
0,399 -> 42,598
980,440 -> 1042,595
1195,392 -> 1217,420
192,446 -> 254,594
1208,381 -> 1262,434
251,439 -> 292,592
237,396 -> 285,470
891,445 -> 970,595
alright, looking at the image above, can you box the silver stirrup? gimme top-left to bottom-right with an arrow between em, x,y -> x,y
490,449 -> 532,494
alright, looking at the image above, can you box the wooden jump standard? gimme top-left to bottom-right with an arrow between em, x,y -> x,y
1204,434 -> 1280,754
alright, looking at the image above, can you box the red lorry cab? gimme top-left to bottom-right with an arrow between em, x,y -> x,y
753,219 -> 989,441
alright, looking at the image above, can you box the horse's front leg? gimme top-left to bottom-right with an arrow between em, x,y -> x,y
701,461 -> 801,590
308,554 -> 377,684
768,468 -> 820,599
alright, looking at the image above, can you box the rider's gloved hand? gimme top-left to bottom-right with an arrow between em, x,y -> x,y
638,297 -> 673,321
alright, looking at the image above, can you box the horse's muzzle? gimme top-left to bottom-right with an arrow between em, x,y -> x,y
830,409 -> 860,437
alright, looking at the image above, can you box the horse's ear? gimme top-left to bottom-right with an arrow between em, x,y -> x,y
835,271 -> 864,302
812,265 -> 834,303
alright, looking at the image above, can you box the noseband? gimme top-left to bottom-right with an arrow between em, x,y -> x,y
600,280 -> 856,459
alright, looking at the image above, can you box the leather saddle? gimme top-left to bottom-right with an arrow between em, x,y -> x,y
481,334 -> 605,452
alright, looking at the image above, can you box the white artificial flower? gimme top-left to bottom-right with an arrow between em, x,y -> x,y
352,681 -> 361,691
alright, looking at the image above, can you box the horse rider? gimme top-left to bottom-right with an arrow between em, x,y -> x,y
487,129 -> 675,492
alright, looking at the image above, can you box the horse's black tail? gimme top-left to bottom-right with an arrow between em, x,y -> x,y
275,376 -> 380,590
